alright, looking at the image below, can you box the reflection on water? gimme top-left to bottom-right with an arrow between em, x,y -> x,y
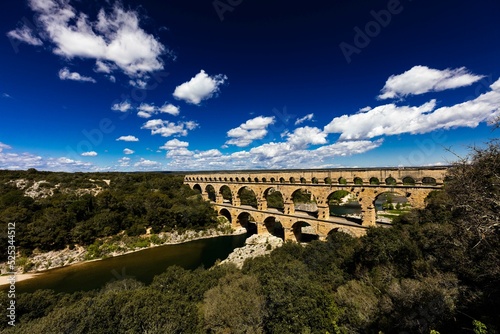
7,234 -> 247,294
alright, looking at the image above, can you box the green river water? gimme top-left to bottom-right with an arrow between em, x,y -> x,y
3,233 -> 247,294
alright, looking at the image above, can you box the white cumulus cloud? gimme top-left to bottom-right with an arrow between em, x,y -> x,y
225,116 -> 275,147
116,135 -> 139,142
325,77 -> 500,140
173,70 -> 227,105
159,139 -> 189,150
141,119 -> 198,137
17,0 -> 168,79
6,24 -> 43,46
134,158 -> 161,169
58,67 -> 96,83
378,65 -> 485,100
0,142 -> 12,152
159,103 -> 180,116
111,101 -> 132,112
123,148 -> 134,155
81,151 -> 98,156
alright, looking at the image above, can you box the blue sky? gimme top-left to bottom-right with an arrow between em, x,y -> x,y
1,0 -> 499,171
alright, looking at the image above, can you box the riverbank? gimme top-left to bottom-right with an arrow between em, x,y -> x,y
220,233 -> 283,269
0,225 -> 245,286
0,273 -> 40,286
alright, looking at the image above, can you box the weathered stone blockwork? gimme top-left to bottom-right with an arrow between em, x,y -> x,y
184,167 -> 447,241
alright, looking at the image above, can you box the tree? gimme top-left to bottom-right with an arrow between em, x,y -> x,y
203,273 -> 266,333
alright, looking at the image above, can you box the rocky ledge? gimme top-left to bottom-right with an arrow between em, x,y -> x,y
220,233 -> 284,269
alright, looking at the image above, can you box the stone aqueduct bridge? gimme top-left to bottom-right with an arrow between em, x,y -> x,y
184,167 -> 448,241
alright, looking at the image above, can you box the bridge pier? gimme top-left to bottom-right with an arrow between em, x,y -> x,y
215,194 -> 224,204
317,204 -> 329,220
284,201 -> 295,215
361,205 -> 377,226
258,198 -> 268,211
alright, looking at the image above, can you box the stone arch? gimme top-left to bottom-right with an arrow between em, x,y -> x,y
264,217 -> 284,240
193,184 -> 202,193
254,177 -> 259,182
327,190 -> 361,219
324,177 -> 332,184
238,186 -> 258,208
270,177 -> 276,183
338,177 -> 347,185
292,221 -> 318,242
327,227 -> 356,238
369,177 -> 380,185
300,177 -> 307,184
205,185 -> 216,202
219,185 -> 233,204
385,176 -> 397,185
289,177 -> 296,184
402,176 -> 415,185
237,212 -> 258,235
312,177 -> 319,184
263,187 -> 284,211
235,177 -> 240,182
422,177 -> 436,185
219,208 -> 232,224
291,188 -> 317,216
262,177 -> 267,182
353,177 -> 363,185
279,177 -> 285,183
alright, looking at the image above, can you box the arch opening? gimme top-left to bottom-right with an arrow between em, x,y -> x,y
205,185 -> 216,202
327,227 -> 356,239
422,177 -> 437,185
374,192 -> 412,223
238,186 -> 258,208
237,212 -> 258,236
264,188 -> 284,211
193,184 -> 202,194
264,217 -> 284,240
327,190 -> 361,219
291,189 -> 318,217
369,177 -> 380,185
292,221 -> 318,242
385,176 -> 397,185
219,209 -> 232,224
402,176 -> 416,185
353,177 -> 363,185
219,185 -> 232,205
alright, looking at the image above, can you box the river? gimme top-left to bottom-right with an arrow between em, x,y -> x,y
4,233 -> 247,294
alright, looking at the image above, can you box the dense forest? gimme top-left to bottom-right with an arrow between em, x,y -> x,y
1,141 -> 499,333
0,171 -> 218,260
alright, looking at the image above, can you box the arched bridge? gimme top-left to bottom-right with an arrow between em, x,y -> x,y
184,167 -> 448,241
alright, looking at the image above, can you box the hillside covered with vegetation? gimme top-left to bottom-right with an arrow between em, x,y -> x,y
1,141 -> 499,333
0,171 -> 218,262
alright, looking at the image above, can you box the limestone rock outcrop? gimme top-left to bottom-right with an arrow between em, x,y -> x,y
220,233 -> 283,269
